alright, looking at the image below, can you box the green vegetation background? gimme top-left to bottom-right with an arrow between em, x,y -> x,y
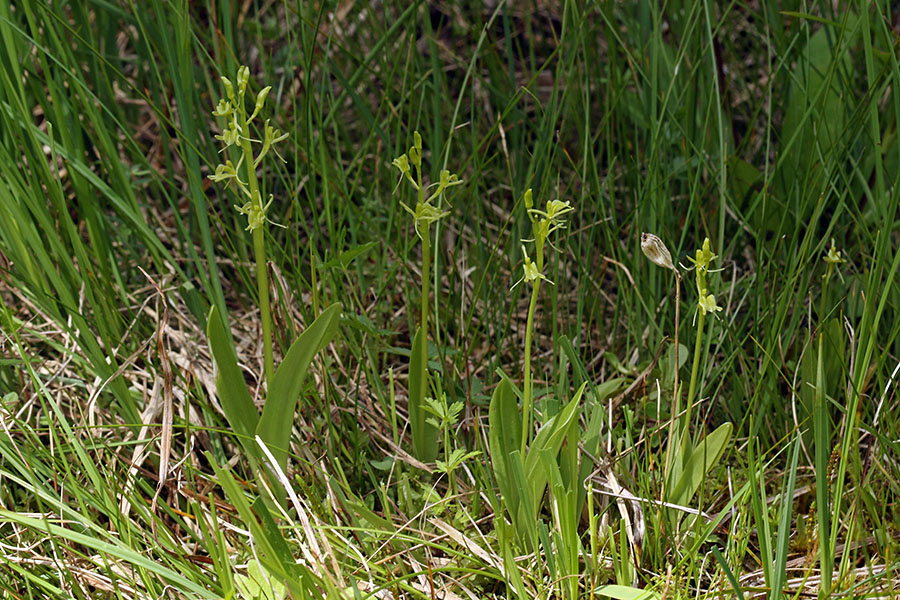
0,1 -> 898,598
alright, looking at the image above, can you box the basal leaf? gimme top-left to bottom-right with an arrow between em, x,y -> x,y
258,303 -> 341,474
207,305 -> 258,457
408,326 -> 438,462
671,422 -> 733,506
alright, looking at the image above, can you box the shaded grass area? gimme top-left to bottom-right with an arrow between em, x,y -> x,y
0,1 -> 898,598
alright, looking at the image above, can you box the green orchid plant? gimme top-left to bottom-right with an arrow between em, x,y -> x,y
514,190 -> 573,455
205,66 -> 341,511
488,188 -> 587,556
392,131 -> 462,463
642,234 -> 732,523
209,65 -> 290,383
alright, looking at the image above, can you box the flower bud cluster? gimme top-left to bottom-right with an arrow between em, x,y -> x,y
391,131 -> 462,240
688,238 -> 722,317
512,189 -> 573,289
208,65 -> 288,231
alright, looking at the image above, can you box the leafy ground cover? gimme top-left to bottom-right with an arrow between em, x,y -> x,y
0,1 -> 898,598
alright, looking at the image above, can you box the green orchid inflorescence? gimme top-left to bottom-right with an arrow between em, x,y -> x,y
392,132 -> 461,240
209,65 -> 288,233
687,238 -> 722,318
391,131 -> 463,462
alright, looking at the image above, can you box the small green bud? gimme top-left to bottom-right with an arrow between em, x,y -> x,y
408,144 -> 420,168
236,65 -> 250,98
221,77 -> 235,103
524,188 -> 533,211
694,237 -> 717,273
249,85 -> 271,122
414,130 -> 422,152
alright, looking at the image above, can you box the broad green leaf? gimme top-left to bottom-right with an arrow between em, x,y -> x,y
523,382 -> 587,520
671,422 -> 733,506
489,378 -> 523,521
595,585 -> 661,600
258,303 -> 341,474
207,305 -> 258,456
408,326 -> 438,462
507,449 -> 536,551
780,14 -> 858,190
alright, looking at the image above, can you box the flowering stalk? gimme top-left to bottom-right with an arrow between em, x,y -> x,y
392,132 -> 461,461
209,66 -> 288,385
516,190 -> 572,455
816,238 -> 844,596
641,232 -> 682,485
683,238 -> 721,453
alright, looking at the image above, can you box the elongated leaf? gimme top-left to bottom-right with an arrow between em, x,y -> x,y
523,382 -> 587,520
409,326 -> 438,462
671,422 -> 732,506
489,377 -> 523,510
207,305 -> 258,456
258,303 -> 341,473
772,435 -> 802,599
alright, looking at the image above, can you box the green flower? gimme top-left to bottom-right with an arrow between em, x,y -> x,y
823,239 -> 844,265
254,120 -> 289,167
391,153 -> 416,189
400,200 -> 449,240
207,159 -> 242,185
215,117 -> 241,147
512,245 -> 551,289
235,194 -> 280,232
698,289 -> 723,317
545,199 -> 573,221
212,99 -> 232,117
